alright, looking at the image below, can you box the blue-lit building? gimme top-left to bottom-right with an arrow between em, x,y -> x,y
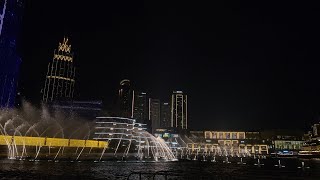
0,0 -> 24,108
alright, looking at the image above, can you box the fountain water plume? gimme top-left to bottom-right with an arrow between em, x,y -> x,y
0,101 -> 85,160
1,102 -> 177,162
94,117 -> 177,161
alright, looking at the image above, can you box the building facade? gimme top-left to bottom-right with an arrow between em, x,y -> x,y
132,91 -> 148,124
117,79 -> 133,118
273,140 -> 304,152
171,91 -> 187,129
260,129 -> 305,155
188,131 -> 269,155
299,124 -> 320,157
312,123 -> 320,137
160,102 -> 170,128
149,98 -> 160,134
0,0 -> 24,107
42,37 -> 76,103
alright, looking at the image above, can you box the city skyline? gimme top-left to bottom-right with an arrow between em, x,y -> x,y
2,1 -> 320,179
14,1 -> 320,131
118,78 -> 188,131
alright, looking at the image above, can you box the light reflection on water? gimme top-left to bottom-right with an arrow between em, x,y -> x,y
0,158 -> 320,179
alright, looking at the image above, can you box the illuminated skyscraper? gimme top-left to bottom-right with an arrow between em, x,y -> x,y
42,37 -> 76,103
149,98 -> 160,134
171,91 -> 187,129
0,0 -> 24,107
160,102 -> 170,128
132,91 -> 148,124
117,79 -> 133,118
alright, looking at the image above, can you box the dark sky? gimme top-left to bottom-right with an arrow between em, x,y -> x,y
19,1 -> 320,131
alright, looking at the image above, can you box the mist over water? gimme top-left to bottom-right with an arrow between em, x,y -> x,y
0,100 -> 95,139
0,101 -> 176,162
1,102 -> 320,179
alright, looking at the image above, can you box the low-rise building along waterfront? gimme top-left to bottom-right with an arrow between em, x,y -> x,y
188,130 -> 268,155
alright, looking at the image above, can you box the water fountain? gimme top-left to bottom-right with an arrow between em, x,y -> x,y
93,116 -> 176,162
237,157 -> 246,165
274,159 -> 285,168
254,158 -> 264,167
186,154 -> 190,160
223,156 -> 231,164
298,161 -> 310,170
0,102 -> 176,162
211,156 -> 216,162
202,154 -> 207,162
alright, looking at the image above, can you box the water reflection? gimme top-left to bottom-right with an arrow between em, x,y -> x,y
0,158 -> 320,179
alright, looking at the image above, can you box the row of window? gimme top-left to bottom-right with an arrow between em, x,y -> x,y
205,131 -> 246,139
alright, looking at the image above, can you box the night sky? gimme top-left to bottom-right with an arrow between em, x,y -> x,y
18,1 -> 320,131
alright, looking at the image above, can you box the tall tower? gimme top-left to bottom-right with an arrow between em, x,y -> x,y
118,79 -> 133,118
171,91 -> 188,129
132,91 -> 148,124
42,37 -> 76,103
149,98 -> 160,134
0,0 -> 24,107
160,102 -> 170,128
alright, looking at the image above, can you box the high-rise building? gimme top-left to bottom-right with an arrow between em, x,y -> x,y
0,0 -> 24,107
160,102 -> 170,128
149,98 -> 160,134
42,37 -> 76,103
312,123 -> 320,137
132,91 -> 148,124
117,79 -> 133,118
171,91 -> 187,129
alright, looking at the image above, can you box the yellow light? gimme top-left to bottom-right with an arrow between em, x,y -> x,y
47,76 -> 75,82
54,54 -> 73,62
0,135 -> 107,148
58,37 -> 72,53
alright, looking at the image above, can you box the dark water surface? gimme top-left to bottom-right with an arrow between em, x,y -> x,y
1,158 -> 320,179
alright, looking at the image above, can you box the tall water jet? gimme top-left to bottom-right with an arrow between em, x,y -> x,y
94,117 -> 177,161
0,102 -> 177,162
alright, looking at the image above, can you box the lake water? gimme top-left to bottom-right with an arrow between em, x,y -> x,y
1,157 -> 320,179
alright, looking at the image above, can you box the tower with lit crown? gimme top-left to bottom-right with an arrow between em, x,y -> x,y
42,37 -> 76,103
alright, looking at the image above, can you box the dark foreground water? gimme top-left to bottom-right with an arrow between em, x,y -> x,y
1,158 -> 320,179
